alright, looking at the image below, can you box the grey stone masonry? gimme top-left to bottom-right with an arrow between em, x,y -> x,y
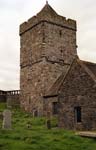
20,3 -> 77,115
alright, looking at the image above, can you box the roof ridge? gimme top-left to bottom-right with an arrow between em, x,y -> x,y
37,2 -> 58,17
43,57 -> 77,97
77,59 -> 96,83
57,57 -> 77,93
43,71 -> 65,97
82,60 -> 96,65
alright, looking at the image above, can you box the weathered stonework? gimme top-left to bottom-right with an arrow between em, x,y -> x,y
43,96 -> 58,116
58,59 -> 96,130
20,3 -> 77,115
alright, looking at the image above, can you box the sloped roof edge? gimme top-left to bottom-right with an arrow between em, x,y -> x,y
77,59 -> 96,83
43,56 -> 96,98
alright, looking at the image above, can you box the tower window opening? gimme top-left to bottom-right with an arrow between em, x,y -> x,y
59,30 -> 62,37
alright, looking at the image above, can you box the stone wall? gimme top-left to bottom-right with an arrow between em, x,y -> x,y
6,90 -> 20,108
20,4 -> 77,115
0,90 -> 7,102
58,60 -> 96,130
20,57 -> 66,115
43,96 -> 58,116
0,95 -> 6,102
0,90 -> 20,108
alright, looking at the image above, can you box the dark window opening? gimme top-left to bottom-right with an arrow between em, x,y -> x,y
42,32 -> 45,43
33,109 -> 38,117
53,102 -> 58,115
60,49 -> 63,53
34,110 -> 38,117
28,96 -> 31,104
59,30 -> 62,37
74,107 -> 81,123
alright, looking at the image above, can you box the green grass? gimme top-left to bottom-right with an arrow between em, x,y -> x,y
0,103 -> 96,150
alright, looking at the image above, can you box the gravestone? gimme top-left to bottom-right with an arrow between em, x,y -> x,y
0,112 -> 3,120
46,111 -> 51,129
46,119 -> 51,129
2,109 -> 12,129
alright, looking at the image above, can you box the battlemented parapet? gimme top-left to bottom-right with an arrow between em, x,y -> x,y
20,4 -> 76,35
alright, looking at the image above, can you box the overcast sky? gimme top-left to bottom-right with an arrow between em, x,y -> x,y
0,0 -> 96,90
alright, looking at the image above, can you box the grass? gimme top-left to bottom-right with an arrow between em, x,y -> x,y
0,103 -> 96,150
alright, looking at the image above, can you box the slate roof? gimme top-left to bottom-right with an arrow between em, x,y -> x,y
43,66 -> 70,98
43,72 -> 67,98
82,60 -> 96,76
77,59 -> 96,83
43,56 -> 96,98
37,2 -> 58,17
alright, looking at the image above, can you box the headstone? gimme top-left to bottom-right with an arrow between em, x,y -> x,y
7,98 -> 12,109
0,112 -> 3,120
46,119 -> 51,129
46,111 -> 51,129
2,109 -> 12,129
33,109 -> 38,117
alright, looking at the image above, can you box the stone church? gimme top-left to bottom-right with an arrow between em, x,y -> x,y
19,2 -> 76,115
20,2 -> 96,130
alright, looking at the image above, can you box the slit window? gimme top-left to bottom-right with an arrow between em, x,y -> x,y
52,102 -> 58,115
59,30 -> 62,37
74,107 -> 81,123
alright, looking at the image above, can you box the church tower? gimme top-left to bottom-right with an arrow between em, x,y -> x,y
19,3 -> 77,115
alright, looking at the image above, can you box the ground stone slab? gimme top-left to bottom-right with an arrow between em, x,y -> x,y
76,131 -> 96,139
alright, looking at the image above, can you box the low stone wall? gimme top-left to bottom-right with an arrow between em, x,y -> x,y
0,90 -> 20,108
7,95 -> 20,108
0,90 -> 7,102
6,90 -> 20,108
0,95 -> 6,102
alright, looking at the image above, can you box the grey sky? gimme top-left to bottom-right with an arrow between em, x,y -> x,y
0,0 -> 96,90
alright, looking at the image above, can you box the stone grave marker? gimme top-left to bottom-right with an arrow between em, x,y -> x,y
2,109 -> 12,129
0,112 -> 3,120
46,111 -> 51,129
